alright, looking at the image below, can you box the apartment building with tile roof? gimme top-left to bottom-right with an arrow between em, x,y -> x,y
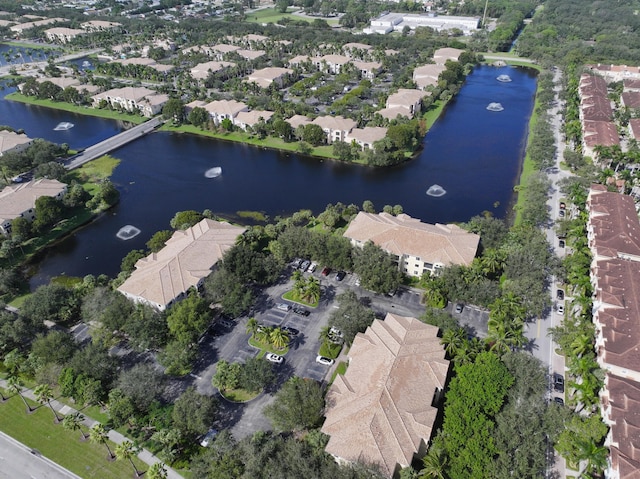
343,212 -> 479,277
322,313 -> 450,478
117,219 -> 246,311
587,185 -> 640,479
0,179 -> 67,235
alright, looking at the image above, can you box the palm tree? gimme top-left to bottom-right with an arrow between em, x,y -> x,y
7,375 -> 33,413
420,441 -> 448,479
570,334 -> 594,358
115,440 -> 142,477
256,326 -> 273,345
245,317 -> 259,337
270,328 -> 290,350
440,328 -> 466,358
90,423 -> 115,460
62,412 -> 89,440
318,325 -> 331,344
302,277 -> 321,304
147,462 -> 168,479
575,438 -> 608,478
34,384 -> 61,423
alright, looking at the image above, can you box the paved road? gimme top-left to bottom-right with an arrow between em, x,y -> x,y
484,54 -> 537,64
64,117 -> 162,170
0,431 -> 81,479
522,66 -> 569,478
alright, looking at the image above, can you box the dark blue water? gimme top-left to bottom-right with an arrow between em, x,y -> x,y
0,65 -> 536,284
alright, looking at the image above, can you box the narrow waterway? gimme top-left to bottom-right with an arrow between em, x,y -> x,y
0,64 -> 537,284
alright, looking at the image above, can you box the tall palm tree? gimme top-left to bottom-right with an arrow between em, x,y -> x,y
34,384 -> 61,423
303,277 -> 321,304
256,326 -> 273,345
115,440 -> 142,477
90,423 -> 115,460
575,438 -> 608,478
62,412 -> 89,440
147,462 -> 168,479
7,375 -> 33,413
245,317 -> 259,337
420,442 -> 448,479
270,328 -> 290,350
440,328 -> 466,358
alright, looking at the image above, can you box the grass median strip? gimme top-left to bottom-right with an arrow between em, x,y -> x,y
0,394 -> 147,478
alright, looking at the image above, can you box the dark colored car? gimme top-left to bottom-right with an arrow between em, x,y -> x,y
455,303 -> 464,313
559,239 -> 565,248
557,289 -> 564,300
299,260 -> 311,272
293,307 -> 310,317
553,373 -> 565,393
335,271 -> 346,281
321,267 -> 331,276
554,396 -> 564,406
282,326 -> 300,337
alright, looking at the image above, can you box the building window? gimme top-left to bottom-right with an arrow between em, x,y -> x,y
424,262 -> 433,270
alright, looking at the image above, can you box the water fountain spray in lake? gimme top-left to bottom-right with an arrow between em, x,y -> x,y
426,184 -> 447,197
205,167 -> 222,178
496,75 -> 512,83
116,225 -> 141,240
53,122 -> 74,131
486,102 -> 504,112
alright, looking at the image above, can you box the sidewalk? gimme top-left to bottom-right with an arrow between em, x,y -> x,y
0,379 -> 184,479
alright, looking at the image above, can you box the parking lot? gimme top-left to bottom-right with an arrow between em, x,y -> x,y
190,261 -> 430,438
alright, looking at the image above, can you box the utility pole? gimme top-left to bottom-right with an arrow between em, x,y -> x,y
481,0 -> 489,29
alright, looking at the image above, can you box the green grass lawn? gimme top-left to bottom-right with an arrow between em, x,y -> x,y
281,291 -> 319,308
0,395 -> 147,479
6,93 -> 147,124
244,7 -> 339,26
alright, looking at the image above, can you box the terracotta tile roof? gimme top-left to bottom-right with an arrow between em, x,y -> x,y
630,119 -> 640,140
322,313 -> 449,477
581,97 -> 613,121
0,179 -> 66,224
343,212 -> 479,267
346,126 -> 388,145
622,91 -> 640,109
285,115 -> 311,129
117,219 -> 246,309
594,259 -> 640,372
0,130 -> 32,155
203,100 -> 248,117
588,187 -> 640,259
583,120 -> 620,148
603,375 -> 640,479
624,79 -> 640,91
235,110 -> 274,127
432,47 -> 464,65
190,61 -> 235,80
312,115 -> 357,133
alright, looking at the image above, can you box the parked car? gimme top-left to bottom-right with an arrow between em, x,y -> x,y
557,304 -> 565,315
200,429 -> 218,447
293,307 -> 310,316
556,289 -> 564,300
559,209 -> 565,217
553,373 -> 565,393
455,303 -> 464,313
265,353 -> 284,364
559,202 -> 566,210
282,326 -> 299,337
329,327 -> 344,341
321,267 -> 331,276
218,319 -> 234,328
292,258 -> 302,269
308,262 -> 317,273
300,260 -> 311,272
559,239 -> 565,248
276,303 -> 291,312
316,355 -> 335,366
554,396 -> 564,406
335,271 -> 346,281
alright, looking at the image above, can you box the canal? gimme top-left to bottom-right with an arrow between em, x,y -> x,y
0,64 -> 537,284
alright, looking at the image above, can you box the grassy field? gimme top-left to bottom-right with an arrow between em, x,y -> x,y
244,7 -> 339,26
1,41 -> 59,50
66,154 -> 121,195
0,394 -> 147,479
162,123 -> 341,161
6,93 -> 147,124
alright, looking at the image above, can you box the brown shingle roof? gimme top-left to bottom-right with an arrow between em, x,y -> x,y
322,313 -> 449,478
583,120 -> 620,148
622,91 -> 640,109
343,212 -> 479,267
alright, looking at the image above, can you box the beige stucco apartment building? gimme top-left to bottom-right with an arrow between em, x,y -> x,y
0,130 -> 33,156
322,313 -> 450,478
0,179 -> 67,235
117,219 -> 246,311
343,212 -> 479,277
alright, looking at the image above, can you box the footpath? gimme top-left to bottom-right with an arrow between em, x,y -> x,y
0,379 -> 184,479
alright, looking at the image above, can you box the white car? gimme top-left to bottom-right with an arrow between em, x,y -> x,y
557,304 -> 565,315
316,355 -> 335,366
200,429 -> 218,447
265,353 -> 284,364
276,303 -> 291,312
308,262 -> 318,273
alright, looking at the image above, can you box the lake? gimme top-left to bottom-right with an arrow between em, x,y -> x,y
0,64 -> 537,284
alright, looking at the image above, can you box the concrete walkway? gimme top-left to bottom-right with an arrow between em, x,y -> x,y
0,379 -> 184,479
